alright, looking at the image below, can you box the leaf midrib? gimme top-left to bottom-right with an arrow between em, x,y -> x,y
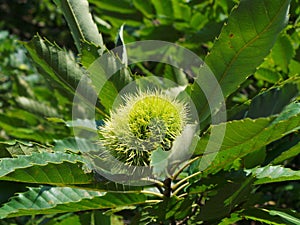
65,0 -> 85,43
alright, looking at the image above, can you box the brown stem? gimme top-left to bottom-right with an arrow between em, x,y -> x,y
163,178 -> 172,198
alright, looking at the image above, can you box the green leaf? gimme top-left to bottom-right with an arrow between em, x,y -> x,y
272,141 -> 300,164
54,137 -> 101,154
193,0 -> 291,120
54,0 -> 104,53
243,147 -> 266,169
87,50 -> 132,112
265,209 -> 300,225
90,0 -> 137,14
0,142 -> 142,192
150,123 -> 199,178
271,34 -> 295,73
172,1 -> 191,22
150,147 -> 170,177
195,103 -> 300,174
247,82 -> 299,118
80,41 -> 101,68
24,35 -> 84,96
247,165 -> 300,185
142,196 -> 193,222
218,213 -> 243,225
151,0 -> 173,22
0,118 -> 52,143
0,152 -> 93,184
0,140 -> 51,158
243,208 -> 288,225
133,0 -> 154,18
207,0 -> 290,97
254,68 -> 282,84
15,96 -> 59,117
195,171 -> 254,222
289,59 -> 300,77
0,186 -> 146,219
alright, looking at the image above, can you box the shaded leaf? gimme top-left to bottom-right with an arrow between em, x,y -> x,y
272,141 -> 300,164
247,82 -> 299,119
195,172 -> 253,222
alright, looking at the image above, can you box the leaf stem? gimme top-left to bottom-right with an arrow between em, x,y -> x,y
171,182 -> 189,197
177,193 -> 188,199
171,155 -> 201,181
172,171 -> 202,192
141,190 -> 164,198
145,199 -> 163,204
141,177 -> 164,187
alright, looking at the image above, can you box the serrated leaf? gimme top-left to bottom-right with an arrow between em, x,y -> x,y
54,0 -> 104,53
0,152 -> 93,184
24,36 -> 105,114
192,0 -> 291,120
54,137 -> 99,154
16,96 -> 58,117
195,103 -> 300,174
24,35 -> 84,96
229,78 -> 300,120
207,0 -> 290,97
0,144 -> 142,192
87,50 -> 132,112
247,165 -> 300,184
0,140 -> 52,158
0,186 -> 146,219
80,41 -> 101,68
